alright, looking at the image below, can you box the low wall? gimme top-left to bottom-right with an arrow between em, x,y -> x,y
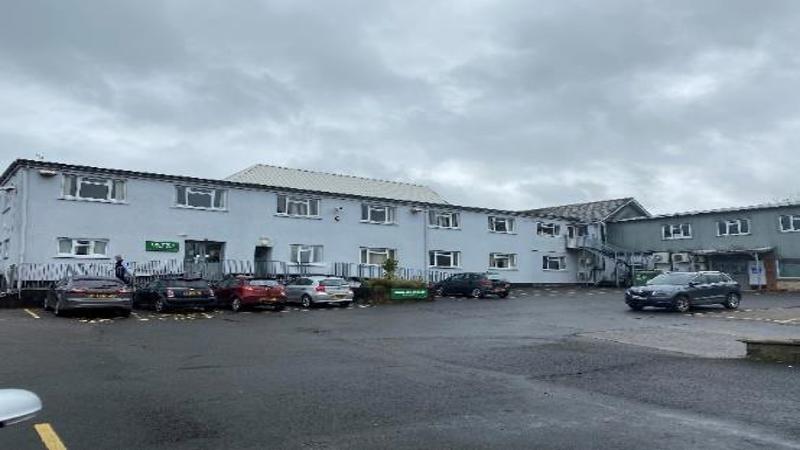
776,279 -> 800,291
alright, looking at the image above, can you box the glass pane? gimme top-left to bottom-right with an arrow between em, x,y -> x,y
717,221 -> 726,235
368,250 -> 388,265
63,175 -> 77,197
111,180 -> 125,201
176,186 -> 186,205
729,222 -> 740,235
74,240 -> 91,255
299,248 -> 312,263
452,214 -> 459,228
309,199 -> 319,216
361,204 -> 369,221
780,260 -> 800,277
187,189 -> 213,208
213,190 -> 225,208
371,207 -> 387,223
663,225 -> 671,238
312,246 -> 323,262
681,224 -> 691,236
93,241 -> 107,255
793,216 -> 800,231
740,220 -> 749,234
58,239 -> 73,254
79,179 -> 110,200
277,195 -> 287,214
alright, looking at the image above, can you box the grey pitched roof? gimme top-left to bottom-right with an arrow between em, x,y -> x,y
523,197 -> 643,222
226,164 -> 447,204
615,199 -> 800,222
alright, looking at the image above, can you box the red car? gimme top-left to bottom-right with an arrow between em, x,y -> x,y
214,276 -> 287,312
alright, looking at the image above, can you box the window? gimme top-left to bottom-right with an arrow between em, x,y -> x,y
361,204 -> 396,224
175,186 -> 226,210
537,222 -> 561,237
662,223 -> 692,240
428,210 -> 460,229
717,219 -> 750,236
779,215 -> 800,233
56,238 -> 108,258
489,253 -> 517,269
542,255 -> 567,271
277,195 -> 320,217
289,244 -> 323,264
360,247 -> 397,265
779,259 -> 800,278
429,250 -> 461,268
62,174 -> 125,202
576,225 -> 589,237
488,216 -> 515,233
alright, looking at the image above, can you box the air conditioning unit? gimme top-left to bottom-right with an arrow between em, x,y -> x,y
671,252 -> 690,263
652,252 -> 670,264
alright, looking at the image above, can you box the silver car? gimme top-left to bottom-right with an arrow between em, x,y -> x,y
285,276 -> 354,308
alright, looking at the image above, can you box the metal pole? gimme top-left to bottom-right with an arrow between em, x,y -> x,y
754,252 -> 761,291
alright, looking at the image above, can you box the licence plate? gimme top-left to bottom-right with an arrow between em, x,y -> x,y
184,290 -> 200,296
89,294 -> 115,299
333,294 -> 346,299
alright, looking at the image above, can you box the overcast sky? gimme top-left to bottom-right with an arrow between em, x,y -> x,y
1,0 -> 799,214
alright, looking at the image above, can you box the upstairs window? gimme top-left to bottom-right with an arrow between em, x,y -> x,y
429,250 -> 461,268
779,215 -> 800,233
2,238 -> 7,259
360,247 -> 397,265
488,216 -> 515,233
361,204 -> 396,224
277,195 -> 320,217
57,238 -> 108,258
63,174 -> 126,202
489,253 -> 517,269
289,244 -> 323,264
542,255 -> 567,271
175,186 -> 226,210
429,211 -> 460,229
662,223 -> 692,240
537,222 -> 561,237
717,219 -> 750,236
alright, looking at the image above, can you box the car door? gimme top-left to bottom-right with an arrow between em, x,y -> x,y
445,274 -> 464,295
691,275 -> 715,304
215,278 -> 233,302
704,274 -> 725,301
440,275 -> 456,295
285,278 -> 304,301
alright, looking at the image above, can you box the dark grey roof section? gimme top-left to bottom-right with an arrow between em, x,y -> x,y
227,163 -> 446,203
615,200 -> 800,222
522,197 -> 648,223
0,159 -> 568,220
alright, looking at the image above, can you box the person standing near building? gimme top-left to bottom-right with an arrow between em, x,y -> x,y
114,255 -> 132,284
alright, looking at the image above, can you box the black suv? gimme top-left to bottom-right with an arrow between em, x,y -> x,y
625,271 -> 741,312
432,272 -> 511,298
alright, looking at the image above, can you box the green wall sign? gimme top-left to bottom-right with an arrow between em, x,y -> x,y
145,241 -> 180,252
390,288 -> 429,300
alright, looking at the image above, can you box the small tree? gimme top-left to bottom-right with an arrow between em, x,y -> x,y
382,257 -> 399,280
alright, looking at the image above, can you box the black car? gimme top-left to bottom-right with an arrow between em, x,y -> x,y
45,276 -> 132,317
625,271 -> 741,312
133,278 -> 216,312
433,272 -> 511,298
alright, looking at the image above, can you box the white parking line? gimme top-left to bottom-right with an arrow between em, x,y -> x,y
23,308 -> 41,319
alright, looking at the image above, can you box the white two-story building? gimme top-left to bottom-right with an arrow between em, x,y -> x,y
0,159 -> 577,290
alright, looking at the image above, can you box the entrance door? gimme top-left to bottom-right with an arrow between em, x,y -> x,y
254,246 -> 273,277
711,257 -> 749,289
184,240 -> 225,279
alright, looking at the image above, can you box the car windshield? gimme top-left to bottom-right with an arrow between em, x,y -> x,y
248,280 -> 278,287
320,279 -> 346,286
165,279 -> 209,288
72,279 -> 124,289
646,273 -> 695,286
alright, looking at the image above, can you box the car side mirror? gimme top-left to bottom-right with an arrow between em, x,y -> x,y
0,389 -> 42,427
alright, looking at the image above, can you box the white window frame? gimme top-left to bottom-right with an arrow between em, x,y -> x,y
537,222 -> 561,237
489,253 -> 517,270
175,185 -> 226,210
56,238 -> 109,259
277,195 -> 320,218
429,250 -> 461,268
62,174 -> 126,203
359,247 -> 397,266
779,215 -> 800,233
488,216 -> 515,234
361,204 -> 396,225
428,210 -> 460,229
662,223 -> 692,240
717,219 -> 751,236
542,255 -> 567,271
289,244 -> 324,265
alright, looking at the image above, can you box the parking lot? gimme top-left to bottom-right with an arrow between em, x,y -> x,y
1,288 -> 800,449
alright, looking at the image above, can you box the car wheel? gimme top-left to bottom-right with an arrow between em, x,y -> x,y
723,293 -> 741,310
498,292 -> 509,299
119,309 -> 131,318
434,287 -> 444,297
673,295 -> 691,313
154,297 -> 166,313
628,304 -> 644,311
470,288 -> 484,299
301,295 -> 313,309
231,297 -> 242,313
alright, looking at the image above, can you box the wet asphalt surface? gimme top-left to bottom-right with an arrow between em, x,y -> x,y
1,288 -> 799,449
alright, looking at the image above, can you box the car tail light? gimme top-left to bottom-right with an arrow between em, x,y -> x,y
166,289 -> 175,298
315,285 -> 326,293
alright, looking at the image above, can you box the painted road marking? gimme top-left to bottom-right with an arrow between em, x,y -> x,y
24,308 -> 41,319
34,423 -> 67,450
